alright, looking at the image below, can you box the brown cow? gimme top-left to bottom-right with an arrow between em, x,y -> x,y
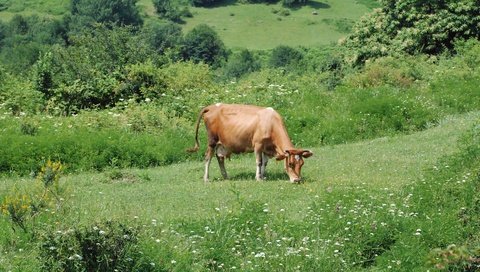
188,103 -> 313,183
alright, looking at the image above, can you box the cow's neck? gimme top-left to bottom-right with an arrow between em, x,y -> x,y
273,126 -> 295,154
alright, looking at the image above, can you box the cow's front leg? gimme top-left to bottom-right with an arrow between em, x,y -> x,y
260,152 -> 268,179
255,150 -> 263,181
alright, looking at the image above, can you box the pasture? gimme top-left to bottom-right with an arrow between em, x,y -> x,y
181,0 -> 371,49
0,0 -> 479,270
1,111 -> 479,271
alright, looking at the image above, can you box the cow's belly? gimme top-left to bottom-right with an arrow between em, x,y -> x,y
217,132 -> 254,154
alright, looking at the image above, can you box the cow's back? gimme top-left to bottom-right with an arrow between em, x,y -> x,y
203,104 -> 279,153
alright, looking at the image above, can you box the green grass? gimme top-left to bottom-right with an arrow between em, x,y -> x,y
1,111 -> 479,271
0,0 -> 69,21
60,111 -> 480,223
182,0 -> 371,49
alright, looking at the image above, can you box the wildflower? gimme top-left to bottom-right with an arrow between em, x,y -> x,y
255,252 -> 266,258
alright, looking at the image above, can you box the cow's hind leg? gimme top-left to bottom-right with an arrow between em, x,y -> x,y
204,145 -> 215,183
216,154 -> 228,180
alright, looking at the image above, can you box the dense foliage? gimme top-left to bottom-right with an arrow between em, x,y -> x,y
181,24 -> 228,68
69,0 -> 143,30
343,0 -> 480,65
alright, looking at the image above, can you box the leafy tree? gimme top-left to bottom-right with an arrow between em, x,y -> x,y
269,45 -> 303,68
43,25 -> 154,114
153,0 -> 182,21
182,24 -> 227,67
69,0 -> 143,32
223,49 -> 261,79
0,15 -> 66,74
142,21 -> 183,55
342,0 -> 480,65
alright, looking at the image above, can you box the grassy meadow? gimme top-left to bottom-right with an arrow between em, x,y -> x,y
1,111 -> 479,271
181,0 -> 371,49
1,0 -> 480,271
0,0 -> 69,20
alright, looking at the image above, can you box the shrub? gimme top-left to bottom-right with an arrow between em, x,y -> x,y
182,24 -> 228,68
342,0 -> 480,65
223,49 -> 261,79
39,221 -> 154,271
44,25 -> 154,114
70,0 -> 143,29
153,0 -> 180,21
20,120 -> 39,136
0,107 -> 194,175
0,68 -> 44,114
269,45 -> 303,69
1,192 -> 32,233
142,21 -> 183,55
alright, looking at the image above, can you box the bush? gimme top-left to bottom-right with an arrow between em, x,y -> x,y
182,24 -> 228,68
223,49 -> 261,79
142,21 -> 183,55
70,0 -> 143,30
39,220 -> 154,271
43,25 -> 154,114
0,67 -> 44,114
342,0 -> 480,65
153,0 -> 185,22
269,45 -> 303,69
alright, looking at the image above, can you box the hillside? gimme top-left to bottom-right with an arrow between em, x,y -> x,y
181,0 -> 372,49
0,0 -> 375,49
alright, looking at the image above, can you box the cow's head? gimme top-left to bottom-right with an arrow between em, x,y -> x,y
277,149 -> 313,183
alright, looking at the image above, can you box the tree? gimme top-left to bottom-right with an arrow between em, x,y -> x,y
143,21 -> 183,54
182,24 -> 227,67
269,45 -> 303,68
153,0 -> 181,21
69,0 -> 143,32
342,0 -> 480,65
223,49 -> 260,79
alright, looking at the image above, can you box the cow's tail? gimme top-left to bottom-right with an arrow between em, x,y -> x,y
187,107 -> 209,153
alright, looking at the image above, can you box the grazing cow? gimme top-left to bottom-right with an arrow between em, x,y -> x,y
188,103 -> 313,183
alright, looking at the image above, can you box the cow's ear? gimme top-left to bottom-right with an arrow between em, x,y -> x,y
302,150 -> 313,158
276,153 -> 287,161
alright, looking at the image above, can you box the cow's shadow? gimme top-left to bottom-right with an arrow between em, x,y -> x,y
228,172 -> 288,182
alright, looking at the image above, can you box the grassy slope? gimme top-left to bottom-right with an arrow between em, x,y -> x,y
0,111 -> 478,270
0,0 -> 372,49
182,0 -> 371,49
5,111 -> 476,224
